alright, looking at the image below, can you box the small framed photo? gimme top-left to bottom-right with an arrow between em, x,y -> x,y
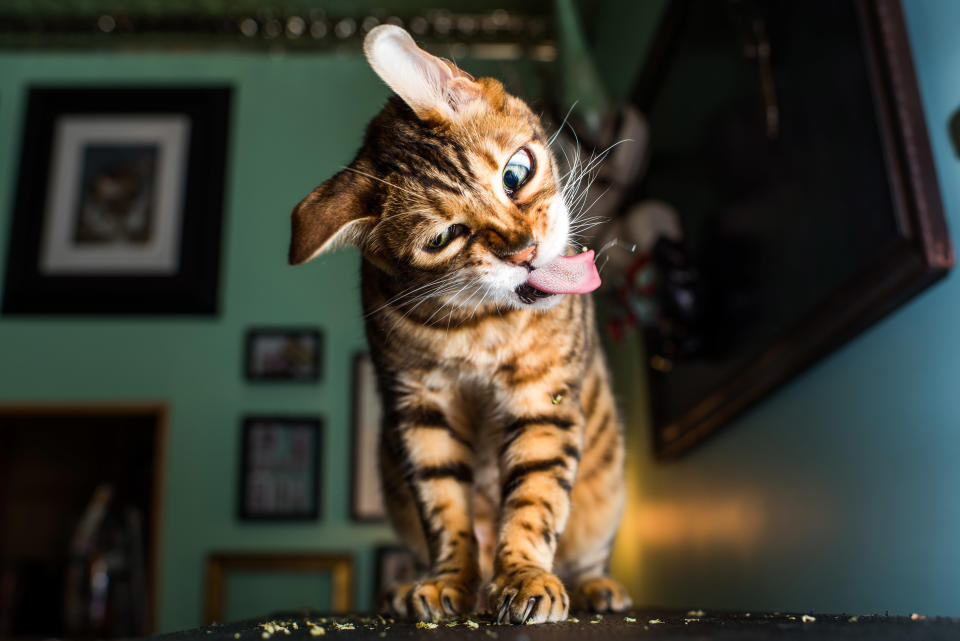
245,328 -> 323,382
351,353 -> 386,521
2,86 -> 230,315
238,416 -> 321,521
373,546 -> 422,606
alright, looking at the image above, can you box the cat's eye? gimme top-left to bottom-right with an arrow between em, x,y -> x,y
502,148 -> 534,195
425,224 -> 467,252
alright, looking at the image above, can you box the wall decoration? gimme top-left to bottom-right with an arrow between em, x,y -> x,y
373,546 -> 421,608
238,416 -> 321,521
245,328 -> 322,382
351,353 -> 386,522
626,0 -> 952,458
2,86 -> 230,315
204,552 -> 353,625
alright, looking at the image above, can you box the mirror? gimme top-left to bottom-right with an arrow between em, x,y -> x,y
628,0 -> 952,458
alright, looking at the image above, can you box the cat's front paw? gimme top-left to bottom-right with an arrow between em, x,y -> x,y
572,576 -> 632,613
381,577 -> 477,621
489,568 -> 569,624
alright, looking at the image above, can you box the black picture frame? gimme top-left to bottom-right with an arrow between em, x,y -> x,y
238,416 -> 322,521
350,353 -> 387,522
2,86 -> 231,315
631,0 -> 953,458
244,328 -> 323,383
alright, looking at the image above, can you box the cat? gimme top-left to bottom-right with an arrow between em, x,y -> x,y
289,25 -> 630,624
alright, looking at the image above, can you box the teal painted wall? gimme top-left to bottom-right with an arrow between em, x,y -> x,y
0,51 -> 542,632
225,571 -> 332,622
608,0 -> 960,617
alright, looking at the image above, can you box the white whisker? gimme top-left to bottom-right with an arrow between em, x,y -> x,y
365,271 -> 461,318
598,254 -> 611,275
548,101 -> 579,147
342,166 -> 426,200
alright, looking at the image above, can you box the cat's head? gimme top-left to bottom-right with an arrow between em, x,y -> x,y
290,25 -> 598,311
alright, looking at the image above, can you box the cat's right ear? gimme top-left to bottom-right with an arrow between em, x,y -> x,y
363,24 -> 483,121
289,168 -> 374,265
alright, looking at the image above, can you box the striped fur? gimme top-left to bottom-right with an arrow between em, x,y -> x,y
290,26 -> 629,624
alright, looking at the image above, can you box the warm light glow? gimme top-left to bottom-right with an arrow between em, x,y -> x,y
631,496 -> 766,555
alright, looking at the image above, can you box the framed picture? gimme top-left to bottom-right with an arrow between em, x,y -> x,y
238,416 -> 321,521
350,353 -> 386,522
245,328 -> 323,382
204,552 -> 353,625
373,546 -> 421,607
2,86 -> 231,315
628,0 -> 952,458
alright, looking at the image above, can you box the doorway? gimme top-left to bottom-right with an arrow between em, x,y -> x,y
0,403 -> 166,637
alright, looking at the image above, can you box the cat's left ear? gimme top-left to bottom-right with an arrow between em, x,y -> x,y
289,168 -> 375,265
364,24 -> 484,121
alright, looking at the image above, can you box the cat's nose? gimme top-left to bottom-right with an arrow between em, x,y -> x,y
503,244 -> 537,268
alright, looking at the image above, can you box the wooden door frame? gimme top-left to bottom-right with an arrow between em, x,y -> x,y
0,401 -> 169,634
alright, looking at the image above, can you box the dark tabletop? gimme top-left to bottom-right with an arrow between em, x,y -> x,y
151,610 -> 960,641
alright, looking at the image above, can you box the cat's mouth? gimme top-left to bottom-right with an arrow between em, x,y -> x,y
514,250 -> 602,305
515,283 -> 556,304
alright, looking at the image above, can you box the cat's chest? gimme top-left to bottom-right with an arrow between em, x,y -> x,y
433,303 -> 577,374
440,324 -> 528,371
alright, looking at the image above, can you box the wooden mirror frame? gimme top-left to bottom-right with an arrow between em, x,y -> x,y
633,0 -> 953,459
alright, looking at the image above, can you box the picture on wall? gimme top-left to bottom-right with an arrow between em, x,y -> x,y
238,416 -> 321,521
245,328 -> 322,382
39,116 -> 188,275
351,353 -> 386,521
2,86 -> 231,314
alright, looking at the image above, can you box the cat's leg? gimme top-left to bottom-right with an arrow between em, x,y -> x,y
554,390 -> 632,613
487,408 -> 582,624
379,399 -> 479,621
555,518 -> 632,613
377,440 -> 428,617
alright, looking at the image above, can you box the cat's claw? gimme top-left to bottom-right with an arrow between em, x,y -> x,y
496,591 -> 515,624
384,577 -> 475,621
442,595 -> 459,615
572,576 -> 632,613
520,596 -> 541,624
489,569 -> 568,624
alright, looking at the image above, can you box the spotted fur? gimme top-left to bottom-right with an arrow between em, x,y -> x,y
290,25 -> 629,624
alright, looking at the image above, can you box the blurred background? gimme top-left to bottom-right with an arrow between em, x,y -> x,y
1,0 -> 960,636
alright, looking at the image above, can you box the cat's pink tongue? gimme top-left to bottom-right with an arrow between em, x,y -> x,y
525,250 -> 601,294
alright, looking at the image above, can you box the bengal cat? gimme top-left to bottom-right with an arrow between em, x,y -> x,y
289,25 -> 630,624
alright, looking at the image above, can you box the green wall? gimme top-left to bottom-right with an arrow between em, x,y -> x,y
0,49 -> 546,632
